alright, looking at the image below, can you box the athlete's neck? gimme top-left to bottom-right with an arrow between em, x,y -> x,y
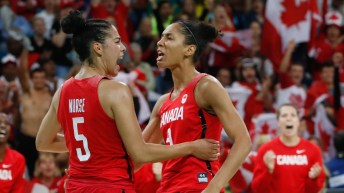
171,67 -> 199,91
0,144 -> 6,161
75,65 -> 104,79
280,135 -> 300,147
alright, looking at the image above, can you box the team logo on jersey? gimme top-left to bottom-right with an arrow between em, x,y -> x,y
276,154 -> 308,165
197,172 -> 208,183
0,169 -> 12,180
181,94 -> 188,104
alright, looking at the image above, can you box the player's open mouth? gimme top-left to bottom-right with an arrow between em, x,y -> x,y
286,125 -> 293,129
157,51 -> 165,61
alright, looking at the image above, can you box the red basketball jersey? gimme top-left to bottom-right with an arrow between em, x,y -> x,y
57,76 -> 134,188
157,73 -> 223,192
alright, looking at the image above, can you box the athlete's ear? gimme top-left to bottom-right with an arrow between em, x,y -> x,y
185,45 -> 196,57
92,42 -> 103,56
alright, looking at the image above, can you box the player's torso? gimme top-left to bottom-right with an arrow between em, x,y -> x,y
57,76 -> 134,185
157,74 -> 223,192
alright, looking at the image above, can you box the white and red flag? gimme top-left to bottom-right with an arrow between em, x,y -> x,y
261,0 -> 321,69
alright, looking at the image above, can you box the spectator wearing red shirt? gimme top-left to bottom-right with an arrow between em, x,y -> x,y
252,104 -> 325,193
90,0 -> 130,46
236,58 -> 271,130
308,11 -> 344,80
0,112 -> 26,193
304,63 -> 335,135
31,152 -> 61,192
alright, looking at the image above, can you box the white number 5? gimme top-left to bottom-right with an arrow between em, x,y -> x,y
72,117 -> 91,161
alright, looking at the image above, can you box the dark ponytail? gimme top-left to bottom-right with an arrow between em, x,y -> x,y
60,10 -> 112,63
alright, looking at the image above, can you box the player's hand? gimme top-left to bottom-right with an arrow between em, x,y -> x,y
191,139 -> 220,161
263,150 -> 276,173
308,162 -> 322,179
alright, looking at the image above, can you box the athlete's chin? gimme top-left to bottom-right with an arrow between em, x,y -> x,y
156,61 -> 168,68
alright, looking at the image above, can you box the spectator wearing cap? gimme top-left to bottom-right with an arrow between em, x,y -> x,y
309,11 -> 344,80
0,54 -> 21,113
233,58 -> 272,131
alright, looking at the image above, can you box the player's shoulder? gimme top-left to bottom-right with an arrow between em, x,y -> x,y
196,74 -> 223,94
5,147 -> 25,163
99,79 -> 131,94
257,138 -> 279,153
300,138 -> 321,152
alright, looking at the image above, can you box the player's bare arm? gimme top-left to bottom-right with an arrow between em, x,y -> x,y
100,80 -> 219,164
195,76 -> 252,193
142,94 -> 169,143
36,87 -> 68,153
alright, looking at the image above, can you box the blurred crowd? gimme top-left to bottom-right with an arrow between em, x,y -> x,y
0,0 -> 344,192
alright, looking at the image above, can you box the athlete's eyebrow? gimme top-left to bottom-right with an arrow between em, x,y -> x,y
161,32 -> 173,37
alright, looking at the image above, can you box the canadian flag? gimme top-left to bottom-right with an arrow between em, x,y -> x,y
225,82 -> 252,119
261,0 -> 321,69
312,94 -> 336,162
251,113 -> 279,147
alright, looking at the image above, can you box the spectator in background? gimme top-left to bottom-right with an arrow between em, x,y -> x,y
35,0 -> 57,40
29,17 -> 54,60
9,0 -> 41,20
134,17 -> 158,67
149,0 -> 174,36
50,3 -> 75,79
178,0 -> 197,21
17,49 -> 52,178
39,58 -> 64,94
31,152 -> 61,192
248,20 -> 262,58
216,67 -> 232,88
252,104 -> 325,193
0,112 -> 26,193
309,11 -> 344,80
276,40 -> 306,112
207,4 -> 246,73
0,54 -> 20,92
130,42 -> 156,95
90,0 -> 130,46
326,131 -> 344,189
304,63 -> 336,148
235,58 -> 271,129
0,1 -> 33,39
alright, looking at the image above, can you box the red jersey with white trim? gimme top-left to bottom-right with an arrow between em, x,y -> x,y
157,73 -> 223,193
0,147 -> 26,193
57,76 -> 134,188
252,138 -> 325,193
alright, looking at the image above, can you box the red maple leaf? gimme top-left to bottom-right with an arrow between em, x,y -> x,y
261,122 -> 270,134
289,93 -> 303,108
232,100 -> 238,107
281,0 -> 309,28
